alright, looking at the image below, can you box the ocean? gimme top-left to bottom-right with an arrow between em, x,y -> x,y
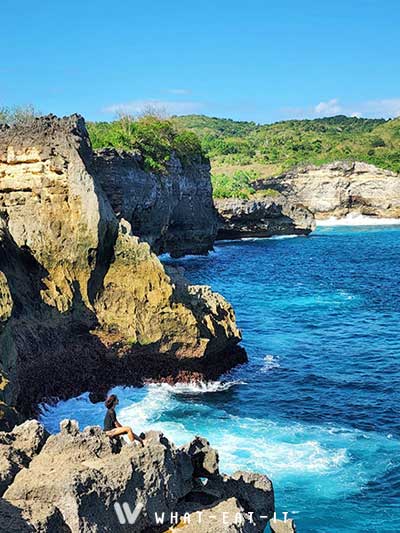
40,225 -> 400,532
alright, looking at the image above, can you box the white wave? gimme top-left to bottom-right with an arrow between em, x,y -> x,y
41,384 -> 400,501
149,380 -> 245,394
261,354 -> 281,372
269,234 -> 303,240
216,234 -> 301,244
317,214 -> 400,227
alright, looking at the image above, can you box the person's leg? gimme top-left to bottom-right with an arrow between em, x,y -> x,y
106,426 -> 144,445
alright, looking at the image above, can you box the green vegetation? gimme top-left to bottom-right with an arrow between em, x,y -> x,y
173,114 -> 400,175
212,170 -> 256,199
3,105 -> 400,197
87,115 -> 205,172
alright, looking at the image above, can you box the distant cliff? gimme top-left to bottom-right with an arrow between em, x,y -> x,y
254,161 -> 400,219
92,148 -> 218,258
0,115 -> 245,430
215,197 -> 315,240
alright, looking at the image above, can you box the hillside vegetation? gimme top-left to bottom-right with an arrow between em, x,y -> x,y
174,114 -> 400,197
88,116 -> 205,172
3,106 -> 398,198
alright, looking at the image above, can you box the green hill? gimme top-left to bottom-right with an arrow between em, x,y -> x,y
173,114 -> 400,197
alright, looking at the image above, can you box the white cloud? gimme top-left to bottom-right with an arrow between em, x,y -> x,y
283,97 -> 400,120
102,99 -> 203,116
314,98 -> 342,116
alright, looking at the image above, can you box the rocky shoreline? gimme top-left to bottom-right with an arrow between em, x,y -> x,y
0,419 -> 275,532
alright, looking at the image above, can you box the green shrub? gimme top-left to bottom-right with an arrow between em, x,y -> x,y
88,115 -> 206,173
212,170 -> 257,199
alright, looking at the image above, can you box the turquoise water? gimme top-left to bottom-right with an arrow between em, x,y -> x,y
41,226 -> 400,532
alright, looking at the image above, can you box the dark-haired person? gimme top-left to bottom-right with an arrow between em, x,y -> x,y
103,394 -> 145,446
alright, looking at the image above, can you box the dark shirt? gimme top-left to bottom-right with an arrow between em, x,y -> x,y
104,408 -> 117,431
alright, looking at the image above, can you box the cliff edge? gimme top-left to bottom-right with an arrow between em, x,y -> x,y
254,161 -> 400,219
0,115 -> 245,430
215,197 -> 315,240
92,148 -> 218,258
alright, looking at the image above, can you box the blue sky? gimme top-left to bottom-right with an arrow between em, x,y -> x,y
2,0 -> 399,123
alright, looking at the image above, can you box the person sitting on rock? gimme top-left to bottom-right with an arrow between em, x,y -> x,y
103,394 -> 145,446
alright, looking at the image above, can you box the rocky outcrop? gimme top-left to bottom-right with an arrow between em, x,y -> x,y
215,197 -> 315,240
1,420 -> 274,532
0,115 -> 245,429
92,148 -> 218,257
254,161 -> 400,219
0,420 -> 47,496
270,518 -> 297,532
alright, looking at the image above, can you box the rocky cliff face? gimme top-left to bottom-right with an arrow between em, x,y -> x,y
92,148 -> 218,257
0,420 -> 274,532
215,197 -> 315,240
254,161 -> 400,219
0,115 -> 245,429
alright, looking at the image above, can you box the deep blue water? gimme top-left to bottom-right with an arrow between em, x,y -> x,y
41,226 -> 400,532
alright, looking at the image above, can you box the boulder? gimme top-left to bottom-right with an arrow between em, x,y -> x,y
205,471 -> 274,530
181,436 -> 219,478
270,517 -> 297,532
176,497 -> 260,532
0,420 -> 48,495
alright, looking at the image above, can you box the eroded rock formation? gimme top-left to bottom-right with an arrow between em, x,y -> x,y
254,161 -> 400,219
92,148 -> 218,258
0,115 -> 245,429
215,197 -> 315,240
0,420 -> 274,532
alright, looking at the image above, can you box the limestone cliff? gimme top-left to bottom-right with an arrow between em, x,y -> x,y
215,197 -> 315,240
254,161 -> 400,219
0,115 -> 244,429
92,148 -> 218,257
0,420 -> 274,532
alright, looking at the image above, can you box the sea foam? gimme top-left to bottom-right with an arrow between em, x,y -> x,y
317,214 -> 400,226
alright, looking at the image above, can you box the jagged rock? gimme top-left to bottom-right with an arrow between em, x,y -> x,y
181,436 -> 219,478
1,422 -> 274,533
254,161 -> 400,219
215,197 -> 315,240
92,148 -> 218,257
176,497 -> 260,532
3,423 -> 193,531
0,498 -> 35,532
204,471 -> 274,531
0,115 -> 245,427
0,420 -> 48,495
269,517 -> 297,532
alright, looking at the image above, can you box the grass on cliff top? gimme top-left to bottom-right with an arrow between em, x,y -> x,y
173,114 -> 400,176
211,170 -> 281,199
87,115 -> 206,173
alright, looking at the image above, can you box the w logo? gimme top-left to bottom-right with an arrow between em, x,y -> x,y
114,501 -> 144,525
